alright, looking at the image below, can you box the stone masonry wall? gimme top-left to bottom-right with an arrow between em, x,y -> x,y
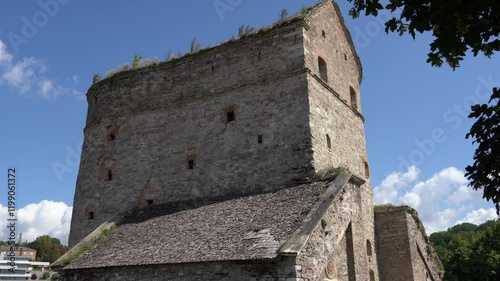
295,181 -> 378,281
405,209 -> 444,281
63,258 -> 298,281
375,207 -> 444,281
375,208 -> 414,281
304,2 -> 362,112
69,24 -> 313,246
304,0 -> 369,199
303,3 -> 377,280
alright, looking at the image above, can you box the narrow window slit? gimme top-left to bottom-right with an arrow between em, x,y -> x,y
318,57 -> 328,82
226,111 -> 235,123
350,87 -> 358,110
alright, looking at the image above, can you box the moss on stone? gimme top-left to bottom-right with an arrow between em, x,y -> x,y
62,225 -> 116,266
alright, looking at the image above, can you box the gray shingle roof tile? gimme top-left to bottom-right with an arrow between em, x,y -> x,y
66,181 -> 329,269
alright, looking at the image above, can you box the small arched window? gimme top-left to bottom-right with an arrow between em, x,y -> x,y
318,57 -> 328,82
350,87 -> 358,110
326,134 -> 331,149
369,269 -> 375,281
366,239 -> 373,256
364,161 -> 370,178
85,204 -> 96,220
106,125 -> 120,141
186,155 -> 196,170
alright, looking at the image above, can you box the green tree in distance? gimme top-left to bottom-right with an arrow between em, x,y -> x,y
347,0 -> 500,213
430,220 -> 500,281
26,235 -> 69,264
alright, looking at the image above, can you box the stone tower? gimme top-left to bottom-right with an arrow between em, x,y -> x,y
69,0 -> 373,261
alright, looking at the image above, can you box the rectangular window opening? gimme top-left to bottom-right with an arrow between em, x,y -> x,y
258,134 -> 263,144
226,111 -> 235,123
188,160 -> 195,170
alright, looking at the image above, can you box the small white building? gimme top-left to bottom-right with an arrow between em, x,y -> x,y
0,251 -> 49,280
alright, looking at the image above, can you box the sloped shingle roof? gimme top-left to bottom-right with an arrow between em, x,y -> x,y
66,181 -> 330,269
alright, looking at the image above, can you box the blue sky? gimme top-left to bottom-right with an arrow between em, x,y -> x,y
0,0 -> 498,245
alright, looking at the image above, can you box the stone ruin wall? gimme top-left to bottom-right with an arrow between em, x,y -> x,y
375,207 -> 444,281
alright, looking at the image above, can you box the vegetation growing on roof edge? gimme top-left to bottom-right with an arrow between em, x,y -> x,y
312,166 -> 345,182
62,225 -> 116,266
374,203 -> 406,209
90,2 -> 323,85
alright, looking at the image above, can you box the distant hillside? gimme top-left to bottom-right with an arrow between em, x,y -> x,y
429,220 -> 499,281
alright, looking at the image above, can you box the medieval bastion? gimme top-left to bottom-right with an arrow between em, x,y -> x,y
57,1 -> 444,280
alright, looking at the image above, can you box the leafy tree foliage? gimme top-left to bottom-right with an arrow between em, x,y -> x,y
347,0 -> 499,68
347,0 -> 500,212
445,234 -> 477,280
466,88 -> 500,214
449,222 -> 479,233
430,220 -> 500,281
26,235 -> 69,263
430,223 -> 478,264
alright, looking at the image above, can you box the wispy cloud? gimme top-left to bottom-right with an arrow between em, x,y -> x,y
374,166 -> 499,233
0,39 -> 82,100
0,41 -> 13,65
0,200 -> 72,245
457,208 -> 498,225
2,57 -> 47,93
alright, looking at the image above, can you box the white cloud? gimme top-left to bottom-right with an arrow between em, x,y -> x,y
456,208 -> 498,225
374,166 -> 498,234
0,201 -> 72,245
373,165 -> 419,204
39,79 -> 53,95
2,57 -> 47,93
0,41 -> 13,65
38,79 -> 69,100
0,39 -> 80,100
